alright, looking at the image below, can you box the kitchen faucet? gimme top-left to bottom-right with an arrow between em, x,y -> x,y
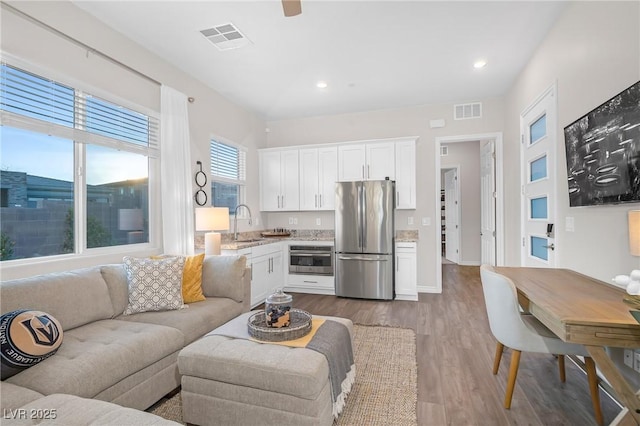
233,204 -> 252,240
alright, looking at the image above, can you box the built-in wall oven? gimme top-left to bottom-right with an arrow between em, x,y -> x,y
289,245 -> 334,276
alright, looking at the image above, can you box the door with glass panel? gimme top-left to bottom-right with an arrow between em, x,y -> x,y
520,85 -> 557,267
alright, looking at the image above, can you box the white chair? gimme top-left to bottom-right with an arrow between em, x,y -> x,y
480,264 -> 603,425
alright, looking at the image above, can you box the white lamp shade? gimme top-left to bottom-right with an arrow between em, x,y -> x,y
195,207 -> 230,231
630,210 -> 640,256
119,209 -> 144,231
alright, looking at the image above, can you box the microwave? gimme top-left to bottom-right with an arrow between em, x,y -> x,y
288,245 -> 334,276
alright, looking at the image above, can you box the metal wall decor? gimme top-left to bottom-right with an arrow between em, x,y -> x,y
194,161 -> 208,206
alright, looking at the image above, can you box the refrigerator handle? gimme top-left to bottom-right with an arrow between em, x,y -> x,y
360,184 -> 368,249
357,183 -> 362,248
339,256 -> 388,261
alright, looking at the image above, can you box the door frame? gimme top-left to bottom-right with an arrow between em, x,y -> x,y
442,166 -> 461,264
434,132 -> 504,293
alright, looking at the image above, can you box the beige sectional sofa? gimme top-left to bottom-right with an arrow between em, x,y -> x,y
0,255 -> 250,424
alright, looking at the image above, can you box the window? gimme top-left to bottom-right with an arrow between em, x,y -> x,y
0,63 -> 158,261
529,114 -> 546,145
210,139 -> 246,214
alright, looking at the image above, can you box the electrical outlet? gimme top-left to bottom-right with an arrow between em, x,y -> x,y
624,349 -> 634,368
316,218 -> 321,226
408,217 -> 414,225
422,217 -> 431,226
634,350 -> 640,373
293,217 -> 298,225
288,217 -> 294,225
253,217 -> 259,226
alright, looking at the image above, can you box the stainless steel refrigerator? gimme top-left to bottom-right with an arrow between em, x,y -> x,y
335,180 -> 395,300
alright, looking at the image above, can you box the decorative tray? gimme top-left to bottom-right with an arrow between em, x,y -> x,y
260,231 -> 291,238
248,309 -> 312,342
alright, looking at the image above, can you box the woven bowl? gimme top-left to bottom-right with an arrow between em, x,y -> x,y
248,309 -> 312,342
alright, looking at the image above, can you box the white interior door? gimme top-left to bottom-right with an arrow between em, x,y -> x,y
444,169 -> 459,263
521,85 -> 557,267
480,141 -> 496,265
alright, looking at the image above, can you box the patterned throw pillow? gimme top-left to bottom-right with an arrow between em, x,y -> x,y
122,256 -> 185,315
150,253 -> 206,303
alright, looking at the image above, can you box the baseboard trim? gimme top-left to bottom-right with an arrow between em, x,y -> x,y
417,285 -> 441,294
457,261 -> 481,266
395,294 -> 419,301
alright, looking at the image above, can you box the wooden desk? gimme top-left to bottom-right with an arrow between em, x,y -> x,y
495,267 -> 640,425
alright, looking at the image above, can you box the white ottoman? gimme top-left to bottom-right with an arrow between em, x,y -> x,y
177,315 -> 353,426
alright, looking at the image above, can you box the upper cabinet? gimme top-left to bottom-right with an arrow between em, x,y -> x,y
259,149 -> 299,211
337,142 -> 395,182
299,147 -> 338,211
395,140 -> 416,209
259,137 -> 416,211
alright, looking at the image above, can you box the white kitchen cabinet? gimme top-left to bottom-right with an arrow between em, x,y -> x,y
338,142 -> 395,181
395,242 -> 418,301
259,149 -> 299,211
337,144 -> 366,181
395,139 -> 416,209
299,147 -> 337,211
222,242 -> 285,308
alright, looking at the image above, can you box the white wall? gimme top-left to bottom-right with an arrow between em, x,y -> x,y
0,1 -> 267,279
503,1 -> 640,281
441,141 -> 482,265
266,99 -> 505,291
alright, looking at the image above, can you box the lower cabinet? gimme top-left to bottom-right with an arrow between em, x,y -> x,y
285,274 -> 335,295
222,242 -> 285,308
395,242 -> 418,301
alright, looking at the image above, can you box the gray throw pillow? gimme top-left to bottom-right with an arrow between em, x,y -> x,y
122,256 -> 185,315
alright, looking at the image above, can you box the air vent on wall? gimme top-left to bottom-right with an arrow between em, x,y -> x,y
200,23 -> 250,51
454,102 -> 482,120
440,146 -> 449,156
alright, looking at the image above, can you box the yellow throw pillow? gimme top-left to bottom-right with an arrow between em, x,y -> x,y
150,253 -> 206,303
182,253 -> 206,303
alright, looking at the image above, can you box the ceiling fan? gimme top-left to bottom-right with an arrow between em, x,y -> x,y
282,0 -> 302,17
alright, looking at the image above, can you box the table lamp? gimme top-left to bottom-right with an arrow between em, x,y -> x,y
630,210 -> 640,256
196,207 -> 230,255
119,208 -> 144,244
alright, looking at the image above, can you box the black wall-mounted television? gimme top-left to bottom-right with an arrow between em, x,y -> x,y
563,81 -> 640,207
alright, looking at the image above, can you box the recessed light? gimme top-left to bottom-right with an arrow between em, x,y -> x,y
473,60 -> 487,69
316,81 -> 328,89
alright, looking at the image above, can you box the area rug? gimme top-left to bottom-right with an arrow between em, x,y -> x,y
149,324 -> 417,426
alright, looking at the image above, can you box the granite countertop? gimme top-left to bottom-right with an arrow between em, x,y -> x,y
214,229 -> 419,250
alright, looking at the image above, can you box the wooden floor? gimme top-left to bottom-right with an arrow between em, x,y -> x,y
292,264 -> 622,426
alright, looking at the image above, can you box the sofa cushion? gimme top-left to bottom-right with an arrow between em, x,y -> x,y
100,264 -> 129,317
0,268 -> 113,330
6,319 -> 184,399
6,393 -> 180,425
122,256 -> 185,315
1,310 -> 64,380
118,297 -> 244,345
201,255 -> 247,302
0,382 -> 43,412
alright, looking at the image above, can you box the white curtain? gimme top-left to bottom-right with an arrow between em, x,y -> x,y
160,85 -> 194,255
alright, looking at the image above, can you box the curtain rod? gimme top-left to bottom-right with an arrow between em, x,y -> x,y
2,2 -> 162,87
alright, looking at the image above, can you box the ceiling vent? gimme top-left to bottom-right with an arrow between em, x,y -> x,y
454,102 -> 482,120
200,23 -> 250,51
440,146 -> 449,156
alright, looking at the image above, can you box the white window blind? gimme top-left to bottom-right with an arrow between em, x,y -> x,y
1,63 -> 159,152
210,140 -> 246,184
210,139 -> 246,212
